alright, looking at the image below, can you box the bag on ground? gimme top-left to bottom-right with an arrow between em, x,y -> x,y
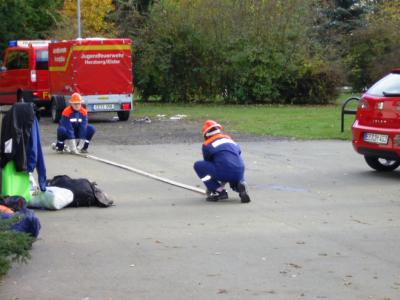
28,186 -> 74,210
1,208 -> 41,238
0,195 -> 27,211
46,175 -> 113,207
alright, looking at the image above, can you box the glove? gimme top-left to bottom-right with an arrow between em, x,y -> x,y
65,139 -> 78,154
29,173 -> 40,196
76,139 -> 85,151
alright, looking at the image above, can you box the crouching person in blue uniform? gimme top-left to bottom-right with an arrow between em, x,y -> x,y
53,92 -> 95,154
193,120 -> 251,203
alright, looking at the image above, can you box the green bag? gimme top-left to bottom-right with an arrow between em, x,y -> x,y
1,161 -> 30,202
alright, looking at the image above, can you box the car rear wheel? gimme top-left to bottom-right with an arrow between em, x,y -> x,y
364,156 -> 400,172
117,111 -> 130,121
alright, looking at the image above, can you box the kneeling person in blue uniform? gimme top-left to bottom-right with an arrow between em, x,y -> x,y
54,92 -> 96,154
194,120 -> 251,203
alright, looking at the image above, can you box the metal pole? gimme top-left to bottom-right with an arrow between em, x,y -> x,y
77,0 -> 81,38
76,153 -> 206,195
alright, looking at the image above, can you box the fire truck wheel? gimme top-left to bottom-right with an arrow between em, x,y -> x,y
117,111 -> 130,121
364,156 -> 400,172
35,107 -> 41,121
51,96 -> 65,123
17,91 -> 24,102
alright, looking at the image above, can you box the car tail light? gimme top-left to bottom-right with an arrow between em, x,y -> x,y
33,91 -> 39,97
121,103 -> 131,110
358,98 -> 369,110
30,70 -> 37,82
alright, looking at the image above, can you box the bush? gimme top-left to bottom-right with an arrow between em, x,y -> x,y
0,217 -> 33,279
280,61 -> 343,104
222,44 -> 288,104
134,0 -> 341,104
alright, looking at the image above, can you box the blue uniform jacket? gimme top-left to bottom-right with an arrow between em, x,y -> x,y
202,134 -> 244,171
59,106 -> 88,139
26,118 -> 47,191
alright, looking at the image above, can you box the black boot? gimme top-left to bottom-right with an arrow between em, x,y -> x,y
206,190 -> 228,202
237,182 -> 251,203
55,141 -> 64,152
80,141 -> 90,153
229,182 -> 239,192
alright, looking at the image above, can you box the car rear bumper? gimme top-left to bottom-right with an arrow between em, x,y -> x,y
352,120 -> 400,159
78,94 -> 133,113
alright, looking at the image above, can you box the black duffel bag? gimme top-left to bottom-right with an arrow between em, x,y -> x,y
46,175 -> 113,207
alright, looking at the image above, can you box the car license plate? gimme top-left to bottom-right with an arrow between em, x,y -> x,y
93,104 -> 115,111
363,132 -> 389,145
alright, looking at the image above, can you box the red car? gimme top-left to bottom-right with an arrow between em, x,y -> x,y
352,69 -> 400,171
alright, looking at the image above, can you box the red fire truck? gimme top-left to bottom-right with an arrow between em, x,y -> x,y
0,38 -> 133,122
0,40 -> 50,107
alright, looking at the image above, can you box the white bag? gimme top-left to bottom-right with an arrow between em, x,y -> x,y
29,186 -> 74,210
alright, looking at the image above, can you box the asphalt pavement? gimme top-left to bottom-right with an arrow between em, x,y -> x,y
0,133 -> 399,299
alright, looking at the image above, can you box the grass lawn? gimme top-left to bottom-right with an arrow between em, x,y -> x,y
133,93 -> 361,140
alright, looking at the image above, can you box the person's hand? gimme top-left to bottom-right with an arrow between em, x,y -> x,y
31,189 -> 40,196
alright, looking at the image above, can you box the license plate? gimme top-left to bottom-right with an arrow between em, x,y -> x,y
363,132 -> 389,144
93,104 -> 115,111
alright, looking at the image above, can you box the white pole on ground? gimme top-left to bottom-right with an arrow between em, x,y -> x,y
77,153 -> 206,195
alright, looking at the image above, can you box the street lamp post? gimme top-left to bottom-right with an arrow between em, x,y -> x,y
77,0 -> 81,38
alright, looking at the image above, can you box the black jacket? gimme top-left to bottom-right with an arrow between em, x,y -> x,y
0,103 -> 35,171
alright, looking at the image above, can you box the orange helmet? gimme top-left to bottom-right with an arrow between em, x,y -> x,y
202,120 -> 222,137
70,92 -> 82,104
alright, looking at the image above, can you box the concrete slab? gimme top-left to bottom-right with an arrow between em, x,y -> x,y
0,140 -> 399,300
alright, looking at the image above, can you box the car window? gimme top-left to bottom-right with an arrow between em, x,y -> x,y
35,50 -> 48,70
6,51 -> 29,70
367,73 -> 400,96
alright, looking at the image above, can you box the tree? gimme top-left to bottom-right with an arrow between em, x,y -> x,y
314,0 -> 372,50
111,0 -> 149,37
325,1 -> 367,32
344,0 -> 400,90
0,0 -> 62,55
52,0 -> 116,39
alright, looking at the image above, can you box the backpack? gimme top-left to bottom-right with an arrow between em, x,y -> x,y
46,175 -> 113,207
0,195 -> 27,211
